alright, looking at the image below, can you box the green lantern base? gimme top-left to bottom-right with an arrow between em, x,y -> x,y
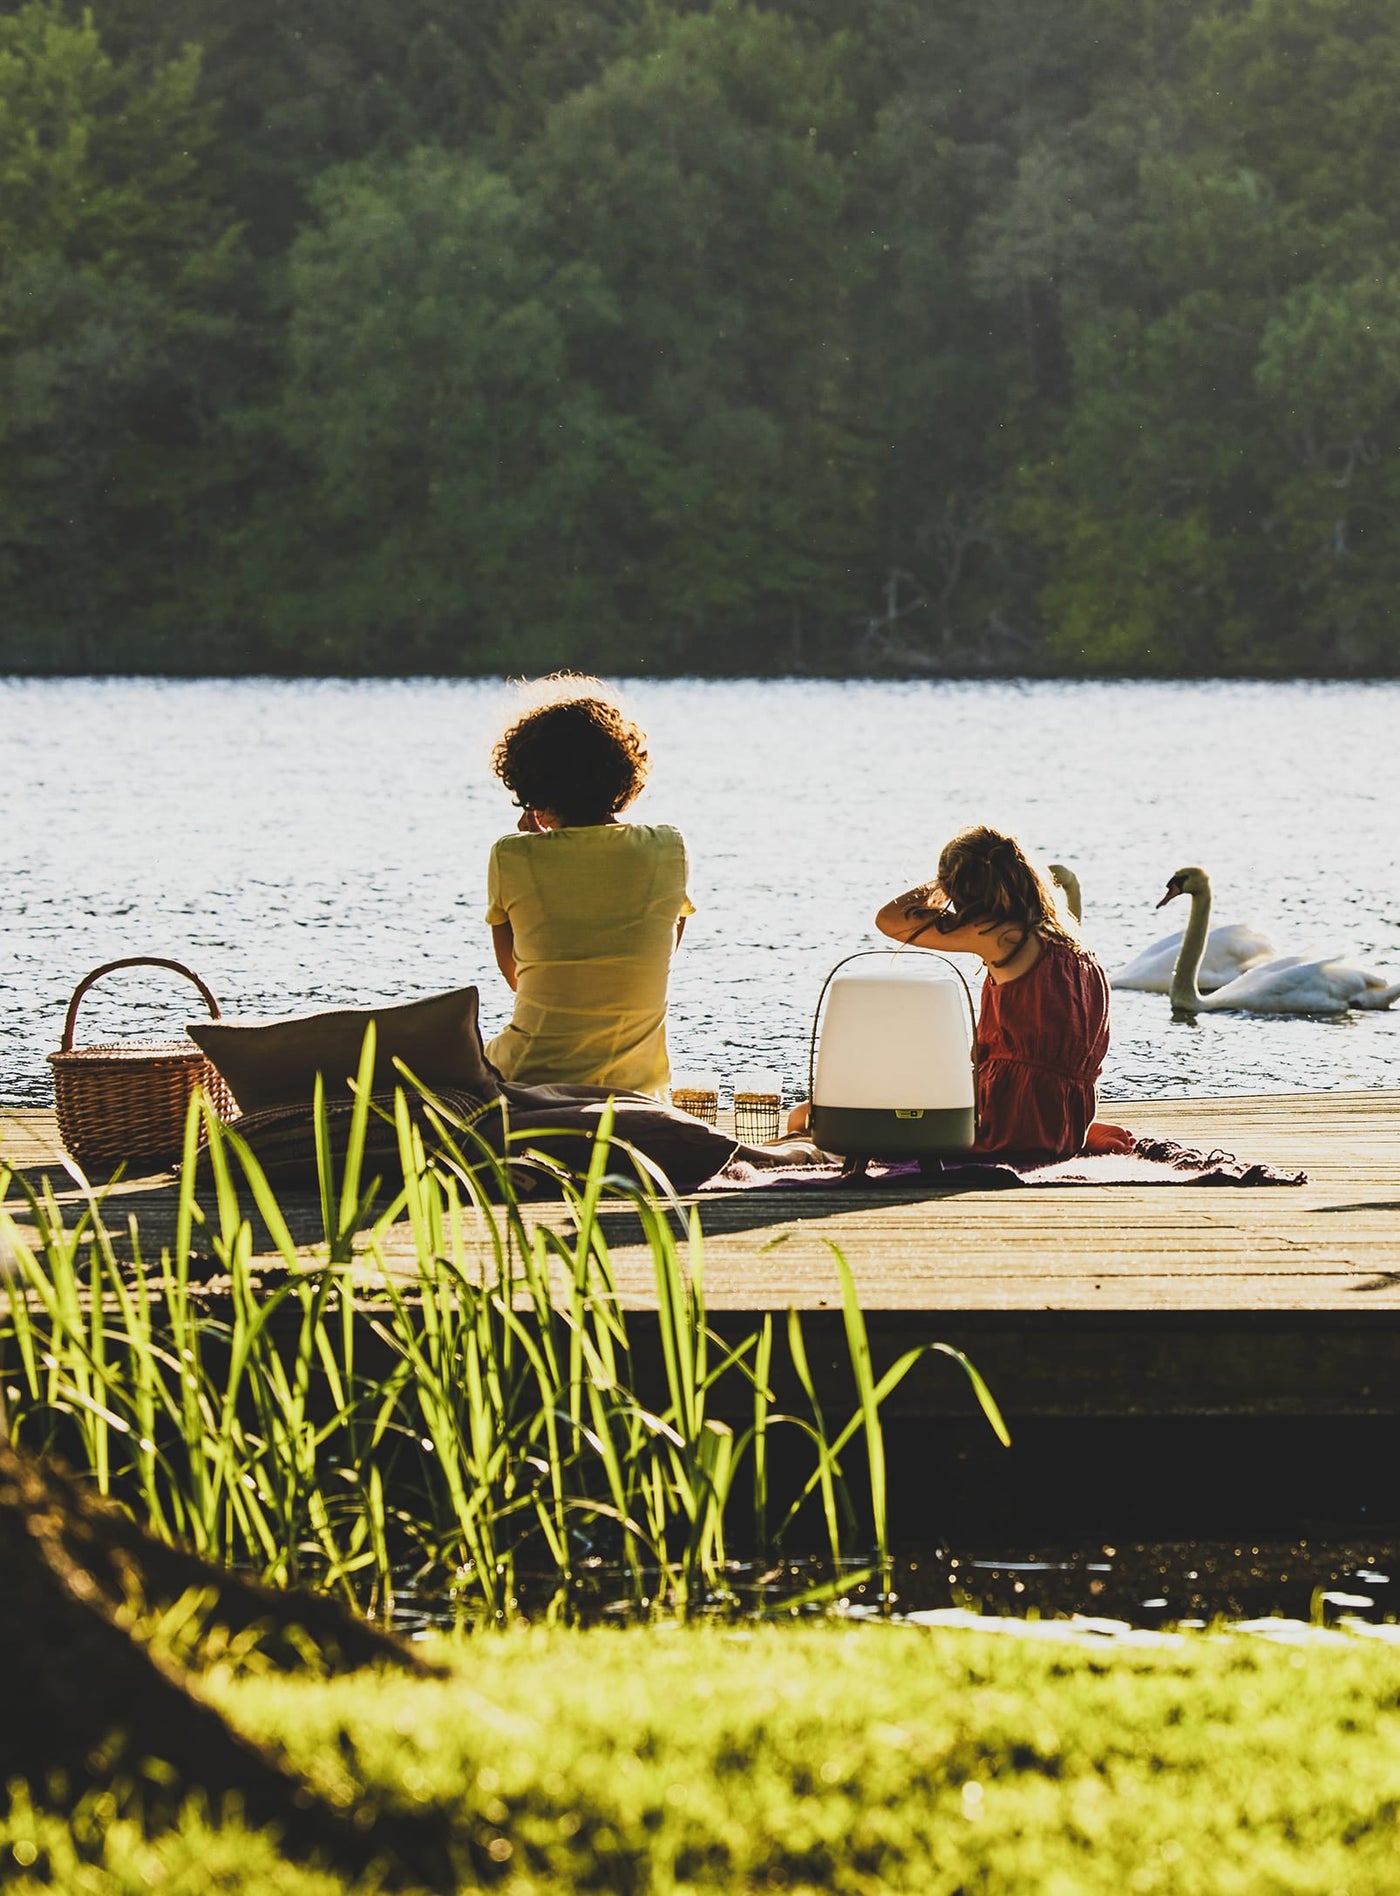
808,1104 -> 976,1161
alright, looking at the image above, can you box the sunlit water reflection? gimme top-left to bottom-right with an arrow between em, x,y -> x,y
3,677 -> 1397,1106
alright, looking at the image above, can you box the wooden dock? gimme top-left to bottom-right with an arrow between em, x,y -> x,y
3,1091 -> 1399,1426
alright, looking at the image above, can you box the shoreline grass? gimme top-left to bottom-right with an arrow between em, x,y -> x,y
6,1622 -> 1400,1893
0,1047 -> 1007,1621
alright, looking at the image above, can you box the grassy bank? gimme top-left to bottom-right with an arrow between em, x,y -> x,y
7,1622 -> 1400,1893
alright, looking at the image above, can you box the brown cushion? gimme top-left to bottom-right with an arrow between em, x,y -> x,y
188,987 -> 501,1114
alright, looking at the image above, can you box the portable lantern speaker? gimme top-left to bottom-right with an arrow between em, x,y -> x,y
809,950 -> 977,1162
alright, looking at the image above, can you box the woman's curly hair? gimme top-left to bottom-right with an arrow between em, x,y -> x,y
491,681 -> 651,825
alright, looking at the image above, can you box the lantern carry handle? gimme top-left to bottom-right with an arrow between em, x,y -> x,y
806,947 -> 978,1106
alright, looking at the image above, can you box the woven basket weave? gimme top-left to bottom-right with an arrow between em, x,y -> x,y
48,957 -> 236,1171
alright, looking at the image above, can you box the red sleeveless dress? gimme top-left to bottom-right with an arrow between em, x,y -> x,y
973,938 -> 1111,1163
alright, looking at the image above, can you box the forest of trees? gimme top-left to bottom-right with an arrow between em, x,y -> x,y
2,0 -> 1399,676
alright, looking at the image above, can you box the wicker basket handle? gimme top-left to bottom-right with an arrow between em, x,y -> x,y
60,957 -> 223,1053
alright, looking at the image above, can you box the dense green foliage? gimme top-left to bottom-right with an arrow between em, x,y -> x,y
9,1623 -> 1400,1890
3,0 -> 1399,674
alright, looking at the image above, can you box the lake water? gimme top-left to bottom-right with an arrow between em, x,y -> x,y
2,677 -> 1398,1110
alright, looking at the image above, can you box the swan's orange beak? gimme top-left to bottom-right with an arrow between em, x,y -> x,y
1156,882 -> 1182,908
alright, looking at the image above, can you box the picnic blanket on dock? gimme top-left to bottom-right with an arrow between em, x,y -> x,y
182,1084 -> 1305,1200
711,1136 -> 1306,1193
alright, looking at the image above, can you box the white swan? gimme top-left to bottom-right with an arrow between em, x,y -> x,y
1103,867 -> 1274,994
1160,867 -> 1400,1016
1111,919 -> 1276,995
1051,861 -> 1274,990
1047,863 -> 1082,924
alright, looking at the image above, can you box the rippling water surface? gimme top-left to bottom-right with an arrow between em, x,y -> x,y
3,677 -> 1397,1108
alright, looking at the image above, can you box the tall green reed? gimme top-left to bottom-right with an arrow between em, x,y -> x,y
0,1048 -> 1009,1621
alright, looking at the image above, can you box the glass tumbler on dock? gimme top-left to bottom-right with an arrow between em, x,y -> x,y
733,1070 -> 783,1144
670,1070 -> 721,1126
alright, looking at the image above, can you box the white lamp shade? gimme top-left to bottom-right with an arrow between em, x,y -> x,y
813,956 -> 974,1111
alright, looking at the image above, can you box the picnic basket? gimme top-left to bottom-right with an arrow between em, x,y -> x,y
48,957 -> 236,1170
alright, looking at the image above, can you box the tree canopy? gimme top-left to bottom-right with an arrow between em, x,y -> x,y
2,0 -> 1397,675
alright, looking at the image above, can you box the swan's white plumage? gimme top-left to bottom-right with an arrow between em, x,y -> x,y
1355,981 -> 1400,1010
1197,955 -> 1391,1015
1110,921 -> 1275,995
1157,866 -> 1400,1016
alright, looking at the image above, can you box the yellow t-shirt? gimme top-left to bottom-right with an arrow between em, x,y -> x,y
484,822 -> 695,1096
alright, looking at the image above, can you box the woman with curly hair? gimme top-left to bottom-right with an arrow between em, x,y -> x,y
483,679 -> 694,1095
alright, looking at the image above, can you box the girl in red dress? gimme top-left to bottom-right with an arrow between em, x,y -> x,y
873,825 -> 1130,1163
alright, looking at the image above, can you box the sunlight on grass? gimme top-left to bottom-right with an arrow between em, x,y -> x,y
7,1623 -> 1400,1894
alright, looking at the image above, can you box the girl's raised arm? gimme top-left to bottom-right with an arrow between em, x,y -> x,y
875,886 -> 1015,961
875,885 -> 944,943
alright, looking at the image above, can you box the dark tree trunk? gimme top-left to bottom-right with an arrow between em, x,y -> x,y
0,1437 -> 454,1890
